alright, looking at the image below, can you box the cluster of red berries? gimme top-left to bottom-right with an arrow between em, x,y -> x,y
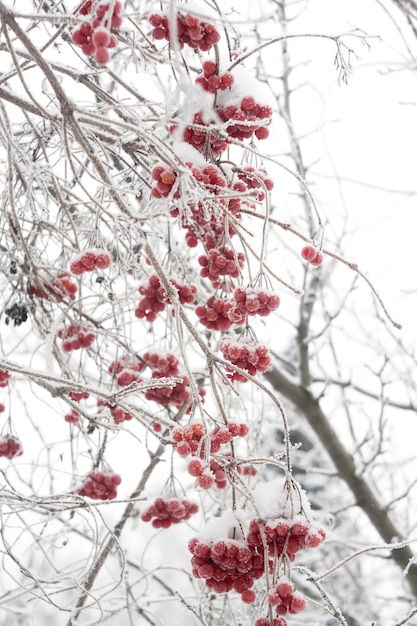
216,97 -> 272,142
151,166 -> 178,199
28,274 -> 78,301
172,422 -> 205,457
77,470 -> 121,500
188,536 -> 263,601
143,351 -> 179,377
237,464 -> 257,477
0,404 -> 5,413
246,515 -> 326,562
108,354 -> 144,386
141,497 -> 199,528
70,249 -> 111,275
64,409 -> 80,424
301,245 -> 323,267
173,422 -> 248,489
198,247 -> 245,287
97,399 -> 133,424
72,1 -> 122,65
219,337 -> 272,382
195,296 -> 245,331
170,162 -> 243,250
173,421 -> 248,459
170,278 -> 198,305
237,166 -> 274,202
134,275 -> 167,321
0,370 -> 10,387
68,391 -> 90,401
58,325 -> 95,352
254,618 -> 287,626
149,12 -> 220,52
181,111 -> 228,156
231,287 -> 280,317
135,275 -> 197,321
268,579 -> 307,616
188,457 -> 229,490
0,435 -> 23,459
195,61 -> 234,93
145,375 -> 191,409
142,350 -> 193,408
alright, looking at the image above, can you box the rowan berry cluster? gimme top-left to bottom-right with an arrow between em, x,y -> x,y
173,421 -> 248,460
72,1 -> 122,65
135,275 -> 197,322
195,296 -> 245,331
170,279 -> 198,305
231,287 -> 280,317
237,166 -> 274,202
188,535 -> 264,600
135,275 -> 165,321
237,464 -> 257,477
64,409 -> 80,424
70,249 -> 111,275
217,97 -> 273,141
108,355 -> 145,386
97,399 -> 133,424
149,13 -> 220,52
28,274 -> 78,301
301,245 -> 323,267
219,337 -> 272,382
151,166 -> 178,199
58,325 -> 95,352
0,370 -> 10,387
170,162 -> 243,250
174,423 -> 248,489
0,435 -> 23,459
268,579 -> 307,616
0,404 -> 5,413
145,375 -> 191,409
254,618 -> 287,626
195,61 -> 234,93
246,515 -> 326,562
141,497 -> 199,528
181,111 -> 228,155
68,391 -> 90,401
143,351 -> 179,377
77,470 -> 121,500
198,247 -> 245,287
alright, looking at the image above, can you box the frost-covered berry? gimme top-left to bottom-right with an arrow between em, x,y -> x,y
77,469 -> 121,500
301,245 -> 323,266
58,325 -> 95,351
0,435 -> 23,459
141,497 -> 198,528
219,336 -> 272,382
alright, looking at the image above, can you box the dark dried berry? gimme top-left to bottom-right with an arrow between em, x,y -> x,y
5,303 -> 28,326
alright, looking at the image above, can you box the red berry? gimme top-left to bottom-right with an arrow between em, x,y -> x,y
255,126 -> 269,140
94,253 -> 110,269
301,245 -> 316,261
198,472 -> 215,489
310,251 -> 323,266
80,252 -> 96,270
92,27 -> 111,48
82,41 -> 96,56
95,47 -> 110,65
188,459 -> 205,477
241,589 -> 256,604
